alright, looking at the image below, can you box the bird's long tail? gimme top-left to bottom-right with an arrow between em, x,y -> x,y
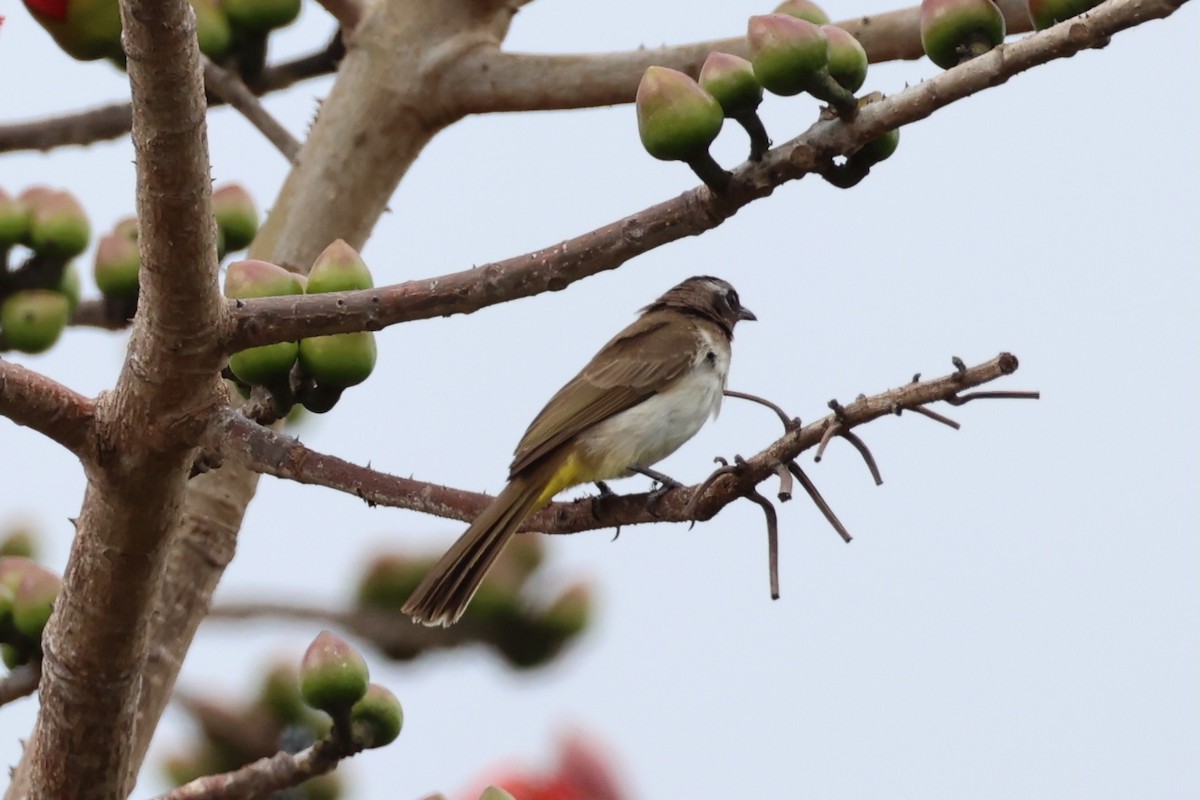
402,458 -> 563,627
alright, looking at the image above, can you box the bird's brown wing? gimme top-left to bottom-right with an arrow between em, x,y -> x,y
508,312 -> 700,477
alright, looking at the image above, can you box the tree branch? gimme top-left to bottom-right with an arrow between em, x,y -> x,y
209,353 -> 1027,534
0,38 -> 343,155
203,59 -> 301,163
225,0 -> 1186,352
443,0 -> 1036,113
0,359 -> 94,454
0,661 -> 41,707
152,738 -> 359,800
15,0 -> 229,795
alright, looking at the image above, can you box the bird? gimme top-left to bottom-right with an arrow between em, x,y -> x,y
402,276 -> 755,626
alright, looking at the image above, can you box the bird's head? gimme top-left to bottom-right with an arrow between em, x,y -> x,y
644,275 -> 756,337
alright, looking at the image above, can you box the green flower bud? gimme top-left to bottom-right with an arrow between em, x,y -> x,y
0,526 -> 37,559
356,554 -> 429,611
747,14 -> 829,97
299,630 -> 370,714
920,0 -> 1006,70
212,184 -> 258,253
774,0 -> 831,25
13,563 -> 61,641
698,52 -> 763,118
58,262 -> 82,314
298,332 -> 377,389
1,290 -> 70,354
307,240 -> 373,293
852,126 -> 901,167
635,66 -> 724,162
113,216 -> 139,241
222,0 -> 301,33
94,233 -> 140,300
189,0 -> 232,58
25,189 -> 90,261
822,25 -> 869,93
224,259 -> 304,387
542,582 -> 592,639
0,189 -> 30,248
350,683 -> 403,748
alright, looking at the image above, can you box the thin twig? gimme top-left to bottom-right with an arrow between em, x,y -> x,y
0,661 -> 41,706
152,737 -> 360,800
788,461 -> 854,544
946,390 -> 1042,405
775,464 -> 794,502
815,422 -> 840,462
0,358 -> 95,453
745,489 -> 781,600
725,389 -> 799,431
906,405 -> 962,430
839,430 -> 883,486
203,59 -> 301,163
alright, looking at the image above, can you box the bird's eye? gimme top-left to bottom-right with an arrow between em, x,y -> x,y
726,289 -> 739,307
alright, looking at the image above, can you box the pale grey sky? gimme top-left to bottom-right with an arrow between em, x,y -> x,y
2,1 -> 1198,798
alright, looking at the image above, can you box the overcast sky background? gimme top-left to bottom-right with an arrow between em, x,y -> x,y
2,1 -> 1198,798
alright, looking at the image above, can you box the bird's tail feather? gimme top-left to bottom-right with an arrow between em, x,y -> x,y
402,461 -> 558,627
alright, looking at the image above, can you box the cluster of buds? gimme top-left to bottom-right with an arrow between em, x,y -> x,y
356,537 -> 593,669
634,1 -> 897,192
21,0 -> 301,72
94,182 -> 258,323
164,633 -> 402,798
0,187 -> 87,354
920,0 -> 1104,70
223,239 -> 378,417
0,556 -> 61,669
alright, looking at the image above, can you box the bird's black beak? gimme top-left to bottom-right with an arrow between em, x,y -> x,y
738,306 -> 757,322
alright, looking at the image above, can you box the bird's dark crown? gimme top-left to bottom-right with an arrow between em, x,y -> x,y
642,275 -> 756,337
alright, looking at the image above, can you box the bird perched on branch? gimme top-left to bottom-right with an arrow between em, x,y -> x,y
403,276 -> 755,626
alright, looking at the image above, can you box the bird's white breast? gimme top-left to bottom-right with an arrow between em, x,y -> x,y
579,327 -> 730,481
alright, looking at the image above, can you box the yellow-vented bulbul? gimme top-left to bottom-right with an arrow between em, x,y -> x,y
403,276 -> 755,626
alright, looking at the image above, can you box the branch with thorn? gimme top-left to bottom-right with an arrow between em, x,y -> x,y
201,353 -> 1036,599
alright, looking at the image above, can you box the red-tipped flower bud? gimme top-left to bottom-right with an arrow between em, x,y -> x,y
920,0 -> 1006,70
822,25 -> 869,93
1,290 -> 70,354
307,240 -> 373,293
350,683 -> 404,748
747,14 -> 829,97
699,52 -> 763,118
774,0 -> 831,25
22,0 -> 124,61
113,216 -> 139,241
212,183 -> 259,253
299,630 -> 370,714
635,66 -> 724,162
